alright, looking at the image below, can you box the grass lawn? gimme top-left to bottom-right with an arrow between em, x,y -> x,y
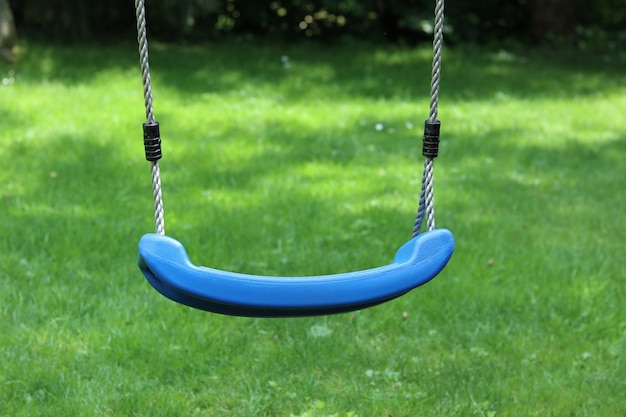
1,39 -> 624,416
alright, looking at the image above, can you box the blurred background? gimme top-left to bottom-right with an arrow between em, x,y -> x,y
2,0 -> 625,50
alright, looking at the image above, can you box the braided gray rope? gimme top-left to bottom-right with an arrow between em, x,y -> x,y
135,0 -> 165,235
413,0 -> 444,237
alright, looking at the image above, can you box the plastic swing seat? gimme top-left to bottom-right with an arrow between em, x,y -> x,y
138,228 -> 454,317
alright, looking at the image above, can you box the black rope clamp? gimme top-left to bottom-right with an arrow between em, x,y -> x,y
422,120 -> 441,158
143,121 -> 162,162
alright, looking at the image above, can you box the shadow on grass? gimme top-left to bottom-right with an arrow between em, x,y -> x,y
1,133 -> 149,270
440,128 -> 625,289
7,41 -> 625,103
1,119 -> 419,277
4,104 -> 624,275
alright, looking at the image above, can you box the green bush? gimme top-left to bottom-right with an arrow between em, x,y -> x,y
7,0 -> 626,46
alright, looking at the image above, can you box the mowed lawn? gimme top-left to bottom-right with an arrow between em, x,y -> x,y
1,40 -> 625,416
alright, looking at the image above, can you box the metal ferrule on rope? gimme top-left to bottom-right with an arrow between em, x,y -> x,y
422,120 -> 441,158
143,121 -> 162,161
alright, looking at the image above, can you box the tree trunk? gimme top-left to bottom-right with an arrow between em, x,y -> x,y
0,0 -> 17,61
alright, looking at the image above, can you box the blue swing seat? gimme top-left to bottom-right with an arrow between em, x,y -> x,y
138,228 -> 454,317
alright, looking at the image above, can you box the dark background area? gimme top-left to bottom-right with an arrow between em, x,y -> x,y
3,0 -> 626,49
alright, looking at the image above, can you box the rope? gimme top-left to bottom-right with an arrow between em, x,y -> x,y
413,0 -> 444,237
428,0 -> 445,125
135,0 -> 165,235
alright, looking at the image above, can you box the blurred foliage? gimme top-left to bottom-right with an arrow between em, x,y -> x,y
6,0 -> 626,48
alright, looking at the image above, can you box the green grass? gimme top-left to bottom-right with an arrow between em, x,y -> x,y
1,40 -> 625,416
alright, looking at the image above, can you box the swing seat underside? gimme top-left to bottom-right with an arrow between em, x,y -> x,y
138,228 -> 454,317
